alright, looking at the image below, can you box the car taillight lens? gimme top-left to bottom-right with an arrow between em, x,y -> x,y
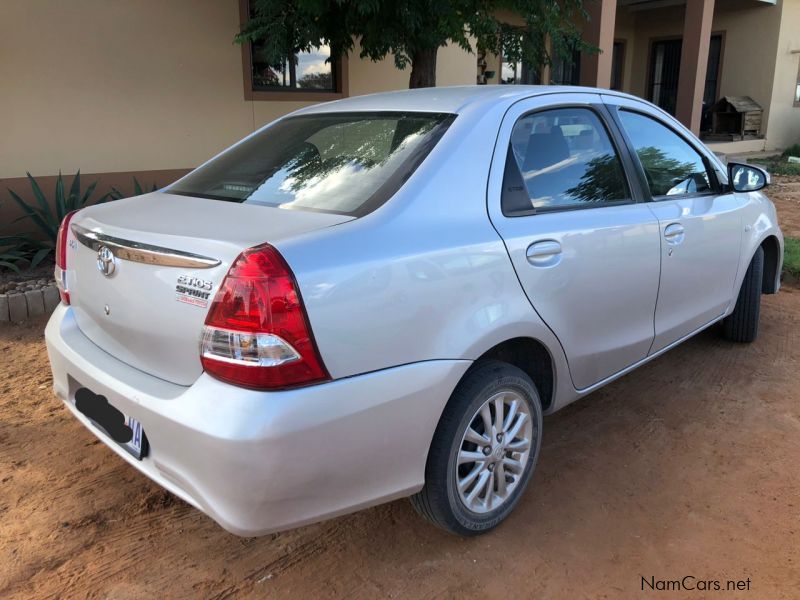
54,210 -> 79,305
200,244 -> 329,390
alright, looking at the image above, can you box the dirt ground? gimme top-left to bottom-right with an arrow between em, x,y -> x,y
770,174 -> 800,238
2,179 -> 800,599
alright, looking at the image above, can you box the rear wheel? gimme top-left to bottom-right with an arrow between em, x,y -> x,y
722,246 -> 764,343
410,361 -> 543,536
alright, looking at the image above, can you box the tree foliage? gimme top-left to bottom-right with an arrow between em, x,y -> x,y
237,0 -> 596,88
635,146 -> 699,196
565,154 -> 628,203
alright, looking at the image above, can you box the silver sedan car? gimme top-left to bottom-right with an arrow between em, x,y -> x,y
45,86 -> 783,536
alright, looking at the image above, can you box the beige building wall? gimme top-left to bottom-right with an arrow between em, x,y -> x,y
614,0 -> 797,151
710,1 -> 784,149
624,5 -> 685,100
1,0 -> 796,191
0,0 -> 476,184
764,0 -> 800,150
1,0 -> 256,180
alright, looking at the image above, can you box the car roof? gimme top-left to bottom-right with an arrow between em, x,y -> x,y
292,85 -> 646,116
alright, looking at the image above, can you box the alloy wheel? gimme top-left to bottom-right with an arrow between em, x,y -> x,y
455,390 -> 533,514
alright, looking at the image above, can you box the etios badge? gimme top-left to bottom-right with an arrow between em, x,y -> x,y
97,245 -> 116,277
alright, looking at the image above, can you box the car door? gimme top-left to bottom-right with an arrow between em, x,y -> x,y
603,95 -> 744,353
487,93 -> 661,391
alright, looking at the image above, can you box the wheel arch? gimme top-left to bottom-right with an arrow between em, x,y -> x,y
760,234 -> 781,294
470,337 -> 555,411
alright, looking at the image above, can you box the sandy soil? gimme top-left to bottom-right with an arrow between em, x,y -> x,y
1,180 -> 799,599
770,175 -> 800,238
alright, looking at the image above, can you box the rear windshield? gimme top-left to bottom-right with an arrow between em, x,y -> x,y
168,111 -> 455,216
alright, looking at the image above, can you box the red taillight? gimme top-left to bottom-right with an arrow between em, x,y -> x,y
54,210 -> 79,305
200,244 -> 329,390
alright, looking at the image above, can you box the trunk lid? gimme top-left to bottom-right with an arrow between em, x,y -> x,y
67,192 -> 352,385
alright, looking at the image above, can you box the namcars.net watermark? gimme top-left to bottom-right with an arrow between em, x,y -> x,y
642,576 -> 752,592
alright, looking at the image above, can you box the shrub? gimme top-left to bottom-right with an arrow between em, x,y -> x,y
780,143 -> 800,159
3,171 -> 114,272
0,236 -> 50,273
750,157 -> 800,176
7,171 -> 112,244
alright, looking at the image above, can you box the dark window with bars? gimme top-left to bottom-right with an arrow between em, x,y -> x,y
648,35 -> 723,121
550,47 -> 581,86
648,39 -> 682,115
701,35 -> 723,132
611,41 -> 625,91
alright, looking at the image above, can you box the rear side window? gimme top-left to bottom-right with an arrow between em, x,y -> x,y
168,112 -> 454,216
617,110 -> 713,198
502,107 -> 630,215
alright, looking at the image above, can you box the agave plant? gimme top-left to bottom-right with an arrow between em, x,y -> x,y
7,171 -> 112,245
109,177 -> 158,200
0,235 -> 51,273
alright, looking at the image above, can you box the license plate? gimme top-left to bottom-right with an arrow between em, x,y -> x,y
74,387 -> 149,460
123,416 -> 146,460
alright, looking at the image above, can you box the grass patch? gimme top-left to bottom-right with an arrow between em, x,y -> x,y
751,157 -> 800,176
784,237 -> 800,280
751,145 -> 800,176
781,143 -> 800,158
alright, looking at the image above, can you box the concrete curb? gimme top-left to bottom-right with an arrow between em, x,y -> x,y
0,284 -> 60,323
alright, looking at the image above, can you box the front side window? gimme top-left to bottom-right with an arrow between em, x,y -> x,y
503,107 -> 630,214
618,110 -> 713,198
169,112 -> 454,216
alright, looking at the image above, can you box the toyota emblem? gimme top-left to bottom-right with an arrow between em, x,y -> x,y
97,245 -> 116,277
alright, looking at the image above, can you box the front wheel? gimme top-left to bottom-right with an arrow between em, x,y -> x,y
722,246 -> 764,343
410,361 -> 543,536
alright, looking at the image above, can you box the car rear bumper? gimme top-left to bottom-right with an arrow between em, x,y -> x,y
45,304 -> 470,536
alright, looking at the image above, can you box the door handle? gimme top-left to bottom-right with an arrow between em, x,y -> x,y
663,223 -> 685,245
526,240 -> 562,267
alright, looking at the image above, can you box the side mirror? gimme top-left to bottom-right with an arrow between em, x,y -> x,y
728,162 -> 770,192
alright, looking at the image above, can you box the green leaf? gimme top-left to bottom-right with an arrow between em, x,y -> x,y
55,171 -> 66,221
80,180 -> 99,206
7,188 -> 57,239
68,170 -> 82,212
1,250 -> 25,258
0,260 -> 22,273
30,247 -> 53,268
0,234 -> 37,245
133,177 -> 144,196
26,172 -> 55,223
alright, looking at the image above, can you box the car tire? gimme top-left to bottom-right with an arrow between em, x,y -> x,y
410,360 -> 543,536
722,246 -> 764,343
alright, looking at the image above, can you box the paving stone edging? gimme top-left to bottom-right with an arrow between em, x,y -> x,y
0,284 -> 60,323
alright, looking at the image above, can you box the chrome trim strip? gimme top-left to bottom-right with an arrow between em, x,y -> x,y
71,223 -> 221,268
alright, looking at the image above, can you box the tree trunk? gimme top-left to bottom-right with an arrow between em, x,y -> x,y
289,53 -> 297,88
409,48 -> 438,88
